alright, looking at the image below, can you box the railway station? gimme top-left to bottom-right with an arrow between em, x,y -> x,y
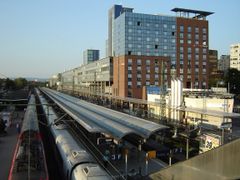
1,87 -> 240,179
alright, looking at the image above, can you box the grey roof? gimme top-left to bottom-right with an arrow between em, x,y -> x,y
171,8 -> 214,16
41,88 -> 168,140
21,95 -> 39,133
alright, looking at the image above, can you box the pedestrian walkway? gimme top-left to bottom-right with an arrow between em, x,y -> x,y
0,111 -> 24,180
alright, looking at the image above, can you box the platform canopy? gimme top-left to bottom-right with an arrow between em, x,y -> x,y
41,88 -> 168,140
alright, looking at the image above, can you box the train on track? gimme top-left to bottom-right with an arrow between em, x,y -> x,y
36,89 -> 111,180
8,94 -> 48,180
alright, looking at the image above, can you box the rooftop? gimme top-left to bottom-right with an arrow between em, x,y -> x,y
171,7 -> 214,19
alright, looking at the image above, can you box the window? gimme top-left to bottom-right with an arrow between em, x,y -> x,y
164,24 -> 167,28
128,44 -> 132,48
188,26 -> 192,32
128,81 -> 132,85
147,37 -> 150,41
203,48 -> 207,54
180,47 -> 184,53
172,32 -> 175,36
128,21 -> 132,25
155,81 -> 159,85
164,46 -> 167,50
203,28 -> 207,34
137,21 -> 141,26
155,45 -> 159,49
128,59 -> 132,65
146,60 -> 150,65
195,34 -> 199,40
137,81 -> 142,86
128,74 -> 132,78
195,55 -> 199,60
188,47 -> 192,54
203,55 -> 207,60
195,27 -> 199,33
137,37 -> 141,41
128,51 -> 132,55
172,25 -> 176,29
146,81 -> 150,85
180,33 -> 184,38
188,40 -> 191,44
180,53 -> 184,60
195,48 -> 199,54
146,74 -> 150,79
146,66 -> 150,73
155,74 -> 159,79
180,25 -> 184,32
203,35 -> 207,41
180,39 -> 184,44
137,59 -> 141,65
128,29 -> 132,33
188,34 -> 191,39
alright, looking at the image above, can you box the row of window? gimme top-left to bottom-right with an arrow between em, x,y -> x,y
127,21 -> 176,29
179,33 -> 207,40
180,26 -> 207,34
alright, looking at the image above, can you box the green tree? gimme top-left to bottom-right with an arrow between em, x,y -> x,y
225,68 -> 240,94
14,78 -> 27,89
5,78 -> 15,90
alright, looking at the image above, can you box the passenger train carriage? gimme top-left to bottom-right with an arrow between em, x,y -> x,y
36,88 -> 111,180
8,94 -> 48,180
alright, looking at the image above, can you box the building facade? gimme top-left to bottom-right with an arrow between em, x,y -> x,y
83,49 -> 100,65
58,57 -> 113,96
109,5 -> 213,98
218,55 -> 230,73
230,43 -> 240,71
208,49 -> 219,80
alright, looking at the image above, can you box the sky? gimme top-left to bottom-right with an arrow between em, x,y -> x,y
0,0 -> 239,79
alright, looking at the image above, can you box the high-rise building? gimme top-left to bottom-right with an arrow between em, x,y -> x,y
218,55 -> 230,73
230,43 -> 240,71
109,5 -> 213,98
209,49 -> 218,77
83,49 -> 100,65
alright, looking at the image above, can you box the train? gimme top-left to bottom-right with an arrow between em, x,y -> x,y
8,94 -> 48,180
36,89 -> 111,180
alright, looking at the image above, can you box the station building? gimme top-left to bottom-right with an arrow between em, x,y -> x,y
50,5 -> 214,100
108,5 -> 213,99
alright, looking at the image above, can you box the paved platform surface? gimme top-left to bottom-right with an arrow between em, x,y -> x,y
0,111 -> 23,180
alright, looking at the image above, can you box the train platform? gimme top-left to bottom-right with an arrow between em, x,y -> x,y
0,111 -> 24,180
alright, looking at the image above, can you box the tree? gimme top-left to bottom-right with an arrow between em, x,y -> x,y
5,78 -> 15,90
225,68 -> 240,94
14,78 -> 27,89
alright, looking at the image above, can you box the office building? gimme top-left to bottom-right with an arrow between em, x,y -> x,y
83,49 -> 100,64
208,49 -> 218,78
109,5 -> 213,98
230,43 -> 240,71
218,55 -> 230,73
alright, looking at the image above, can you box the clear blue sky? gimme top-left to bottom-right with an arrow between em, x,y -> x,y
0,0 -> 239,79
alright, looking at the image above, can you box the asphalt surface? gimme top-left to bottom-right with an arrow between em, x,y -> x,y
0,112 -> 23,180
